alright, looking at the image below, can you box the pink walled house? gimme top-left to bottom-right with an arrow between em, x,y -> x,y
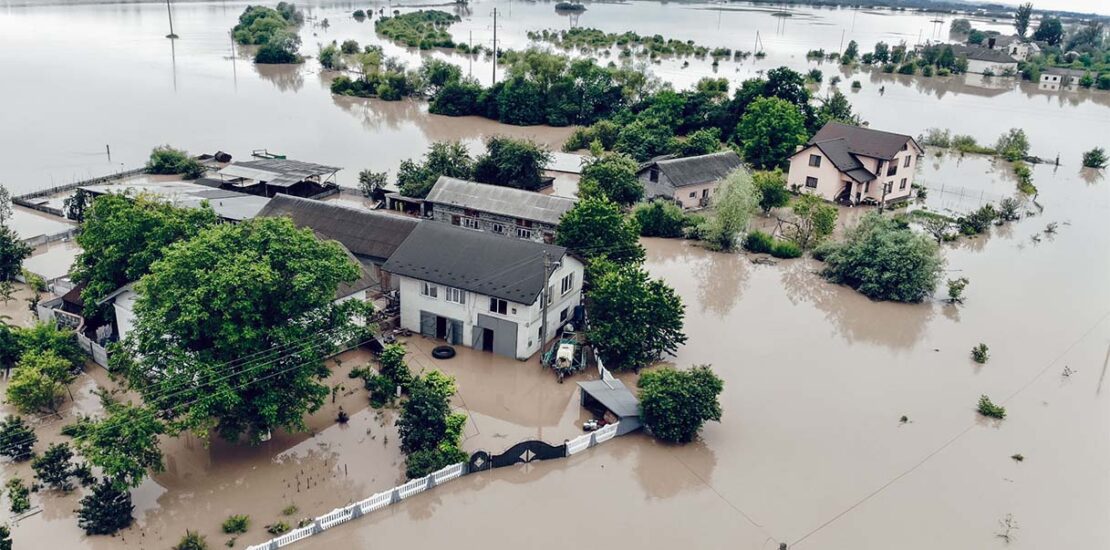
787,122 -> 924,206
637,151 -> 745,209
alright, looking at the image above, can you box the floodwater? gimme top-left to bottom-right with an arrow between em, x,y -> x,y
1,0 -> 1106,195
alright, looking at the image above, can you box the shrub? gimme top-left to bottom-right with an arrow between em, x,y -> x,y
881,63 -> 896,73
638,365 -> 724,443
6,478 -> 30,514
851,80 -> 862,89
971,343 -> 989,364
957,204 -> 997,235
146,146 -> 204,179
32,442 -> 76,492
281,505 -> 298,516
266,521 -> 291,535
77,478 -> 134,535
770,241 -> 802,259
378,343 -> 411,389
175,531 -> 209,550
366,374 -> 396,408
742,230 -> 774,254
820,213 -> 944,302
0,415 -> 36,461
921,65 -> 934,77
977,395 -> 1005,419
222,514 -> 250,534
1082,147 -> 1107,168
340,39 -> 359,54
995,128 -> 1030,161
947,277 -> 969,303
1012,161 -> 1036,194
897,63 -> 915,75
633,200 -> 688,238
998,197 -> 1021,221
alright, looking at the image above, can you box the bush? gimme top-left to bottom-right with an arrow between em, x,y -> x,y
174,531 -> 209,550
6,478 -> 29,514
266,521 -> 291,535
742,230 -> 774,254
146,145 -> 204,179
977,395 -> 1005,419
77,478 -> 134,535
32,442 -> 76,492
0,415 -> 36,462
947,277 -> 969,303
1012,161 -> 1036,194
429,79 -> 483,116
366,374 -> 396,408
638,365 -> 724,444
633,200 -> 688,238
971,343 -> 989,363
1082,147 -> 1107,168
222,514 -> 250,534
897,63 -> 915,75
340,39 -> 359,54
820,213 -> 944,302
995,128 -> 1030,162
957,204 -> 997,235
851,80 -> 862,89
770,241 -> 802,259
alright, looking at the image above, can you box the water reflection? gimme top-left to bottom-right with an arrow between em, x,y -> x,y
255,63 -> 306,93
693,249 -> 749,318
779,260 -> 933,350
635,437 -> 718,501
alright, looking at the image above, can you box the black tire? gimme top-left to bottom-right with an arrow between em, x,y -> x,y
432,345 -> 456,360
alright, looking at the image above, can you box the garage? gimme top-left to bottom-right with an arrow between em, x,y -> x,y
474,313 -> 519,358
419,311 -> 463,345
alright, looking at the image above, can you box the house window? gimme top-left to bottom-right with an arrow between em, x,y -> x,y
560,273 -> 575,296
445,286 -> 465,304
886,163 -> 898,177
516,227 -> 533,239
808,154 -> 822,167
489,298 -> 508,315
560,307 -> 569,322
421,282 -> 438,298
491,222 -> 506,234
689,191 -> 696,198
461,217 -> 480,230
450,215 -> 461,226
538,326 -> 543,340
517,219 -> 533,228
903,156 -> 911,168
899,178 -> 908,190
649,168 -> 659,183
805,176 -> 818,188
701,189 -> 709,198
885,182 -> 894,194
864,182 -> 870,192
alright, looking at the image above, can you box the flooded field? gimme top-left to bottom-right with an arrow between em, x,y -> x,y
1,0 -> 1106,194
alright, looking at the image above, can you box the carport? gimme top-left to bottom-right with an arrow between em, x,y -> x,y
577,379 -> 642,436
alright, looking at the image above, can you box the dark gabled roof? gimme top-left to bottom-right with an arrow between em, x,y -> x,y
256,195 -> 418,262
808,122 -> 916,161
809,139 -> 877,183
334,244 -> 377,299
642,151 -> 745,188
382,223 -> 567,304
950,44 -> 1017,64
425,177 -> 576,226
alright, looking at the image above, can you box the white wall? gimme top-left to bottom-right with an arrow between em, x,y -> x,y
966,58 -> 1017,75
113,289 -> 138,342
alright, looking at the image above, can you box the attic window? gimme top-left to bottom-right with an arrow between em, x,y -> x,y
808,154 -> 822,167
649,168 -> 659,183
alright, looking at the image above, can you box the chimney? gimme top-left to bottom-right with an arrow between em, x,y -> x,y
987,37 -> 996,49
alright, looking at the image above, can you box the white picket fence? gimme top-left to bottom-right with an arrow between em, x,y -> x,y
243,421 -> 623,549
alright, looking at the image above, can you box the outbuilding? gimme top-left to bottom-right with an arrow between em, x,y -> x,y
577,379 -> 642,436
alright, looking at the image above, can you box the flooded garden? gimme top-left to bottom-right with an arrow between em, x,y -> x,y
1,1 -> 1108,549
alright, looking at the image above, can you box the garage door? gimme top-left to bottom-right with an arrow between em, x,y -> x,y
419,311 -> 436,338
476,314 -> 518,358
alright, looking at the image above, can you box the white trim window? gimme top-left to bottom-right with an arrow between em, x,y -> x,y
461,217 -> 480,230
489,297 -> 508,315
560,273 -> 575,296
421,282 -> 438,299
445,286 -> 465,304
516,227 -> 533,239
491,222 -> 506,234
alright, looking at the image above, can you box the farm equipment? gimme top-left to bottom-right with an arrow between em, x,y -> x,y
542,327 -> 586,382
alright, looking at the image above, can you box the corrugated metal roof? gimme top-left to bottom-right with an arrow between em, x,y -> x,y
425,177 -> 576,226
256,195 -> 418,262
645,151 -> 745,188
382,222 -> 567,304
218,159 -> 340,188
577,379 -> 640,418
80,182 -> 271,222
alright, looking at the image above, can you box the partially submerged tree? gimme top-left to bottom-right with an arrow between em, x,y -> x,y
145,146 -> 205,180
125,217 -> 369,443
32,442 -> 76,492
0,415 -> 37,462
556,198 -> 645,264
0,223 -> 32,283
77,477 -> 134,535
587,262 -> 686,371
638,365 -> 724,443
753,169 -> 790,215
819,212 -> 944,302
397,371 -> 468,479
702,169 -> 757,251
994,128 -> 1030,162
71,400 -> 165,490
781,193 -> 837,249
1082,147 -> 1107,169
5,359 -> 65,413
632,200 -> 688,238
398,140 -> 474,198
947,277 -> 970,303
472,136 -> 552,191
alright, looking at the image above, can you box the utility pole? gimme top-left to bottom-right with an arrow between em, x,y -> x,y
468,30 -> 473,78
165,0 -> 178,39
491,8 -> 499,86
839,29 -> 845,53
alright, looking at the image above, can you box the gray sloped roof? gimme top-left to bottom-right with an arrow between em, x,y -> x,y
809,139 -> 877,183
644,151 -> 744,188
256,195 -> 418,262
577,379 -> 640,418
334,243 -> 377,299
382,222 -> 567,304
1042,66 -> 1088,78
425,177 -> 576,226
808,122 -> 916,161
219,158 -> 340,188
950,44 -> 1017,64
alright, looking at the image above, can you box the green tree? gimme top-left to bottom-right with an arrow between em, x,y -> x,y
17,349 -> 75,401
5,478 -> 29,514
396,371 -> 467,478
638,365 -> 723,443
419,59 -> 462,93
318,42 -> 341,70
669,127 -> 721,158
174,531 -> 208,550
77,477 -> 134,535
0,524 -> 11,550
632,200 -> 688,238
126,217 -> 367,442
72,400 -> 165,490
63,188 -> 92,222
1013,3 -> 1033,37
429,78 -> 483,116
5,361 -> 64,413
613,118 -> 673,162
254,30 -> 302,64
702,169 -> 757,251
735,97 -> 809,169
995,128 -> 1030,161
783,194 -> 837,249
842,40 -> 859,62
587,263 -> 686,371
496,76 -> 545,125
578,152 -> 642,205
873,41 -> 890,62
0,185 -> 11,224
816,89 -> 858,127
72,194 -> 217,320
753,170 -> 790,215
0,224 -> 31,283
32,442 -> 76,492
950,18 -> 972,34
0,325 -> 19,374
820,213 -> 944,302
145,145 -> 204,179
1082,147 -> 1107,168
1033,17 -> 1064,46
472,136 -> 552,191
357,170 -> 389,199
398,141 -> 474,198
556,198 -> 644,264
378,343 -> 412,388
0,415 -> 36,461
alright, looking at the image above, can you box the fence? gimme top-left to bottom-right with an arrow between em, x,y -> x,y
20,228 -> 78,248
243,423 -> 622,550
13,167 -> 147,202
920,183 -> 1008,217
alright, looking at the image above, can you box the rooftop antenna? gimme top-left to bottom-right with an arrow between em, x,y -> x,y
165,0 -> 178,39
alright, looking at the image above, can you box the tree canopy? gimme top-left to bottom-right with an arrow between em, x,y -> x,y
1013,3 -> 1033,37
125,217 -> 369,442
753,170 -> 790,215
735,97 -> 809,169
587,262 -> 687,371
820,213 -> 944,302
702,169 -> 758,251
398,140 -> 474,198
71,400 -> 165,490
72,194 -> 217,320
638,365 -> 723,443
578,152 -> 643,205
1033,17 -> 1064,46
0,223 -> 31,283
397,371 -> 467,479
556,198 -> 644,264
145,146 -> 204,180
472,136 -> 552,191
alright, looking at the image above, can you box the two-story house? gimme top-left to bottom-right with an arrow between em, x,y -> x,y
423,176 -> 576,243
636,151 -> 745,209
383,222 -> 584,360
787,122 -> 924,205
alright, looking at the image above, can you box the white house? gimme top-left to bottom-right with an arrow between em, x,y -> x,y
423,176 -> 576,243
382,222 -> 584,360
951,44 -> 1018,75
1039,67 -> 1087,91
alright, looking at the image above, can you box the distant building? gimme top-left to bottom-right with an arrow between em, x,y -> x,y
951,44 -> 1018,75
214,158 -> 340,198
79,181 -> 270,223
1039,67 -> 1087,91
986,35 -> 1040,61
637,151 -> 745,209
424,176 -> 576,243
383,222 -> 584,360
256,194 -> 418,292
787,122 -> 923,205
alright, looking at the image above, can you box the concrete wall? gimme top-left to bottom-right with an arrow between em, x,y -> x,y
395,255 -> 584,360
